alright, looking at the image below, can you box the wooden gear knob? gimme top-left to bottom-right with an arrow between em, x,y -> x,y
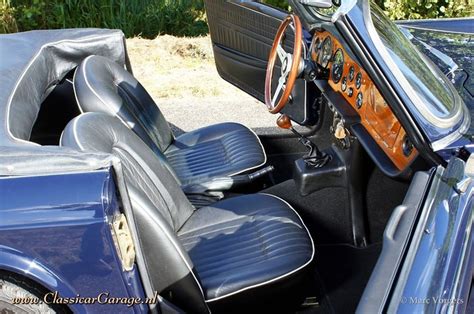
277,114 -> 293,129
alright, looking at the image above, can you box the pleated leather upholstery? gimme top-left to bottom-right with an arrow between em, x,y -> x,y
165,122 -> 266,186
178,194 -> 314,301
61,113 -> 314,312
61,113 -> 209,313
74,55 -> 266,188
74,55 -> 174,152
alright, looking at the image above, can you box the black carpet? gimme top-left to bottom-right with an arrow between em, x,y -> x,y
262,180 -> 352,245
365,168 -> 410,243
299,243 -> 382,314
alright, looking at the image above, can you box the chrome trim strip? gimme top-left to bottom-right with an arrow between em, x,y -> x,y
431,104 -> 471,151
398,24 -> 472,35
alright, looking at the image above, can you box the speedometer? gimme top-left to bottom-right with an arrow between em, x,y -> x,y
311,37 -> 321,62
320,36 -> 332,68
332,49 -> 344,83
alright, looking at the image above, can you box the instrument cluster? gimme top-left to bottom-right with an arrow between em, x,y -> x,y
309,30 -> 417,172
311,34 -> 365,110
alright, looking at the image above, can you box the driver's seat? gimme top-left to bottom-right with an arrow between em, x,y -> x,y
73,55 -> 266,187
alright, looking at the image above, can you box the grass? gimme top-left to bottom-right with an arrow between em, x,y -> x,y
126,35 -> 276,133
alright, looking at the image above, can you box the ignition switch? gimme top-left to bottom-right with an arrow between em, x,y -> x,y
334,120 -> 346,139
331,115 -> 352,149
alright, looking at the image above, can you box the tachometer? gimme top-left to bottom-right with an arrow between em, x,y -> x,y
332,49 -> 344,83
320,36 -> 332,68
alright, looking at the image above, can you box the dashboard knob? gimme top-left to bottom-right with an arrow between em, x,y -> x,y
334,121 -> 346,139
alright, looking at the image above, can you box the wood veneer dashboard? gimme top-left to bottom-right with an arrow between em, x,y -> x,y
311,30 -> 417,171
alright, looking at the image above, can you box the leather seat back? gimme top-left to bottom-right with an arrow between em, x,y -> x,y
61,112 -> 209,313
74,55 -> 174,152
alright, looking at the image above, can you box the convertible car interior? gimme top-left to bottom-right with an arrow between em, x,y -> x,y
4,0 -> 469,313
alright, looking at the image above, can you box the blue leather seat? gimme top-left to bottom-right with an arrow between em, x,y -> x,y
73,55 -> 266,187
61,113 -> 314,313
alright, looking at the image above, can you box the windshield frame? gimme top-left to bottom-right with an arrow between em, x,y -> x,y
303,0 -> 470,151
362,1 -> 469,150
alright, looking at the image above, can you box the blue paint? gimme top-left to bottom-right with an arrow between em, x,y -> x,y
0,169 -> 148,313
395,158 -> 474,313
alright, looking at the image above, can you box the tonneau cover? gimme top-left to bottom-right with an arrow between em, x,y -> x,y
0,29 -> 129,175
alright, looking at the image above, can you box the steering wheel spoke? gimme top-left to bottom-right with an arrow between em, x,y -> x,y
264,14 -> 302,114
277,44 -> 287,63
272,77 -> 287,106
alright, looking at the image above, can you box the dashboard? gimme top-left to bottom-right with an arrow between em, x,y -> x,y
310,30 -> 417,171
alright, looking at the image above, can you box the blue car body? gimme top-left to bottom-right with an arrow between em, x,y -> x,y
0,169 -> 147,313
0,2 -> 472,313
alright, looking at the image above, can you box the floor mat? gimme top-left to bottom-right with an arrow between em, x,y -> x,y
300,243 -> 382,314
366,167 -> 410,243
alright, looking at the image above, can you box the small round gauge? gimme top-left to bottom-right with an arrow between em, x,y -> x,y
355,72 -> 362,89
402,135 -> 414,157
356,92 -> 363,108
347,87 -> 354,97
348,66 -> 355,81
331,49 -> 344,83
341,77 -> 347,92
320,36 -> 333,68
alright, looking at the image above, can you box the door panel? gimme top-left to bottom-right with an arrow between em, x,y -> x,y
205,0 -> 316,125
205,0 -> 289,101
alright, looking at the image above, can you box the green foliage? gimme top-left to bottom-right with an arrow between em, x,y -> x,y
10,0 -> 207,38
375,0 -> 473,20
2,0 -> 473,37
0,0 -> 18,33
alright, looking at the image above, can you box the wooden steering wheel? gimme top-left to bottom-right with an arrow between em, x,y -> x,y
265,14 -> 303,114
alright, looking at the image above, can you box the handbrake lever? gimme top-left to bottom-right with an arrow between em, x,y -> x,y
182,165 -> 275,194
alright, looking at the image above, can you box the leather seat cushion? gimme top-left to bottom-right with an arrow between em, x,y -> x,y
165,122 -> 266,185
177,193 -> 314,302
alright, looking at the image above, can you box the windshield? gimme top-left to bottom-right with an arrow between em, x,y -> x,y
369,3 -> 462,124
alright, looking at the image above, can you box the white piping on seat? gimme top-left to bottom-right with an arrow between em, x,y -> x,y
71,117 -> 86,151
135,196 -> 209,311
205,193 -> 315,303
226,123 -> 267,177
78,55 -> 131,128
59,113 -> 211,313
72,64 -> 84,114
5,34 -> 123,145
80,56 -> 267,177
170,122 -> 268,177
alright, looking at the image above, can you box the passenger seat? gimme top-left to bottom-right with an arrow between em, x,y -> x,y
61,113 -> 314,313
73,55 -> 266,188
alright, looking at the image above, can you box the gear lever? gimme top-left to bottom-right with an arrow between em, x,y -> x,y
277,114 -> 330,168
